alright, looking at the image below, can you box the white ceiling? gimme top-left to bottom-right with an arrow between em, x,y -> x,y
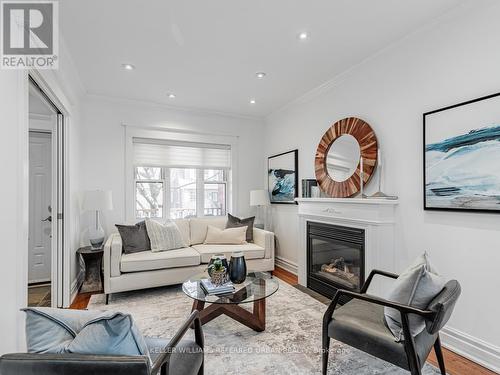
61,0 -> 466,117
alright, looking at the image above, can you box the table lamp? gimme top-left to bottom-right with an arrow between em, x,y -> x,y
250,189 -> 270,230
83,190 -> 113,249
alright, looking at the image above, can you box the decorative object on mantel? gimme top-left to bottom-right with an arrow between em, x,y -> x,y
268,149 -> 299,204
301,179 -> 318,198
368,149 -> 398,200
424,92 -> 500,212
315,117 -> 378,198
82,190 -> 113,248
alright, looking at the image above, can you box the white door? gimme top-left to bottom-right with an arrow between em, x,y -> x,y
29,132 -> 52,284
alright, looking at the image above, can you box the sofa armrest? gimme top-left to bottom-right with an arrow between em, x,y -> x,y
103,233 -> 122,291
253,228 -> 274,260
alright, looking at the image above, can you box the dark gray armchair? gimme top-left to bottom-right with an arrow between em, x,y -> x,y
0,310 -> 204,375
322,269 -> 461,375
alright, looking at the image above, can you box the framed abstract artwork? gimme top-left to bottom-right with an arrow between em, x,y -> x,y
424,92 -> 500,213
268,149 -> 298,204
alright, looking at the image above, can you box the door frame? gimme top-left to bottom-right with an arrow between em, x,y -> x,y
28,72 -> 71,308
28,130 -> 53,285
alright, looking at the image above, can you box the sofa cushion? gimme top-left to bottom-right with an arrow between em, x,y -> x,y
145,218 -> 186,252
191,243 -> 265,263
204,225 -> 247,245
121,247 -> 200,273
226,214 -> 255,242
384,252 -> 446,340
115,221 -> 151,254
328,299 -> 437,370
189,217 -> 227,245
23,308 -> 150,362
173,219 -> 190,246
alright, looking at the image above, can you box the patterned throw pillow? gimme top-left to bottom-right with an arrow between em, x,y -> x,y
226,213 -> 255,242
145,218 -> 186,252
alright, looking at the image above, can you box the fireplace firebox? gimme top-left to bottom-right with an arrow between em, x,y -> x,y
307,221 -> 365,300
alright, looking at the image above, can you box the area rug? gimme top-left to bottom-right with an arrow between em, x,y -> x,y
88,280 -> 440,375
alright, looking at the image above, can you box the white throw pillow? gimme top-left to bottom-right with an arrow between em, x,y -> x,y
384,252 -> 446,341
204,225 -> 248,245
145,218 -> 186,252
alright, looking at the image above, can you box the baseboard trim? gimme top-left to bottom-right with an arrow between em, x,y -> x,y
70,270 -> 84,306
441,326 -> 500,373
275,256 -> 298,275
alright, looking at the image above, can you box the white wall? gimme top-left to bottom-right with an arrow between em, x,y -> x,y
79,96 -> 266,239
0,70 -> 29,354
0,41 -> 85,354
265,2 -> 500,371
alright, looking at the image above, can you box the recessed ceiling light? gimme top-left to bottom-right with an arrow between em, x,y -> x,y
167,93 -> 176,99
250,99 -> 256,104
122,63 -> 135,70
298,31 -> 309,40
256,72 -> 266,79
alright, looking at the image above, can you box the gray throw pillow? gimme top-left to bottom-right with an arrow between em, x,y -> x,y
116,221 -> 151,254
145,218 -> 186,252
384,252 -> 446,341
23,307 -> 150,362
226,213 -> 255,242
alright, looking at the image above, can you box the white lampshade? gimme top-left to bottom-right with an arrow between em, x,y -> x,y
250,190 -> 270,206
83,190 -> 113,211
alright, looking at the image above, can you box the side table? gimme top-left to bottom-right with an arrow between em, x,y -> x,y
77,246 -> 104,293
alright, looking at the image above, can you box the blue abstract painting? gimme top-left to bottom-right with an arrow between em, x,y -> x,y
425,94 -> 500,211
268,150 -> 298,204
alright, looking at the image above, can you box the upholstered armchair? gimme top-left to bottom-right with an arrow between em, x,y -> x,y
322,269 -> 461,375
0,310 -> 204,375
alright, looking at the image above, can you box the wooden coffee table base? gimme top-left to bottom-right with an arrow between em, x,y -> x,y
191,298 -> 266,332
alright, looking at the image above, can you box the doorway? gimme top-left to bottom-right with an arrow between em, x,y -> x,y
28,77 -> 64,307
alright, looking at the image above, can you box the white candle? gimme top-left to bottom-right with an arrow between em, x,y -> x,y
378,149 -> 382,167
360,156 -> 364,176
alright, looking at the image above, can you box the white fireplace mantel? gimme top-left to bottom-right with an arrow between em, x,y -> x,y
296,197 -> 399,296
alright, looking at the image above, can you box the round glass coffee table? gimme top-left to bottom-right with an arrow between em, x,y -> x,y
182,271 -> 279,332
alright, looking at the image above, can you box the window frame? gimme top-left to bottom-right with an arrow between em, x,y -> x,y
124,126 -> 238,223
134,166 -> 229,220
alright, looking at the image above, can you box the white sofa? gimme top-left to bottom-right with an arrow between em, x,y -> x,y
103,216 -> 275,303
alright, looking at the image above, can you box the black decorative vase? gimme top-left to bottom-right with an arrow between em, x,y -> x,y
229,252 -> 247,284
207,254 -> 229,277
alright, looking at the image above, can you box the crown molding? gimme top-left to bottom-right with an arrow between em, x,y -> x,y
266,0 -> 489,119
85,92 -> 264,122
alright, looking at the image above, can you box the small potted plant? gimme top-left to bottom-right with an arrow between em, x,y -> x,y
207,258 -> 227,286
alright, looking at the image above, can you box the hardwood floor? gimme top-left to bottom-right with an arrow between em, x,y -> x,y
272,266 -> 497,375
69,291 -> 94,310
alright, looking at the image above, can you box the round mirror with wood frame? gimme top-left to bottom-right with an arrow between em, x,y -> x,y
315,117 -> 378,198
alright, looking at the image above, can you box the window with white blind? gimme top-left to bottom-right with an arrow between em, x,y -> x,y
133,138 -> 231,219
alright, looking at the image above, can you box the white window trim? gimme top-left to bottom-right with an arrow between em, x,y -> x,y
124,125 -> 238,223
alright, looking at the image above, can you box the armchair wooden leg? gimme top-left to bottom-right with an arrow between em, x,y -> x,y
433,335 -> 446,375
322,331 -> 330,375
105,294 -> 109,305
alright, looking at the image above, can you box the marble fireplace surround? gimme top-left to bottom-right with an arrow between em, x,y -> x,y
296,198 -> 399,297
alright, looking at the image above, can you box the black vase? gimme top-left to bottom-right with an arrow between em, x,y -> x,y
229,252 -> 247,284
207,254 -> 229,277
